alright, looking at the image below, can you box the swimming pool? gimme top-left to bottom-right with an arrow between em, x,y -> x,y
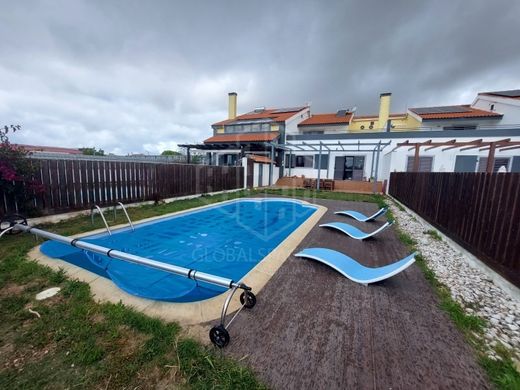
40,198 -> 317,302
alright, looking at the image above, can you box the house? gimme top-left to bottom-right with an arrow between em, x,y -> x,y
183,89 -> 520,189
201,92 -> 309,167
15,144 -> 82,155
407,105 -> 503,130
471,89 -> 520,124
347,93 -> 421,131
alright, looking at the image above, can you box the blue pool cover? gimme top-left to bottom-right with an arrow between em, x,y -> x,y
41,198 -> 317,302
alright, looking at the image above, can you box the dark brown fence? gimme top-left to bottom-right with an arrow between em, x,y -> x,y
389,172 -> 520,287
1,158 -> 244,217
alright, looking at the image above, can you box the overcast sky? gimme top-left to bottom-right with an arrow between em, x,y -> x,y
1,0 -> 519,154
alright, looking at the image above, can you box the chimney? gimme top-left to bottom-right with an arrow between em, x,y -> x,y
228,92 -> 237,120
378,92 -> 391,129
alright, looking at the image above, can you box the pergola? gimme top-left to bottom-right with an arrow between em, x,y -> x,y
178,141 -> 272,164
392,138 -> 520,173
273,140 -> 391,191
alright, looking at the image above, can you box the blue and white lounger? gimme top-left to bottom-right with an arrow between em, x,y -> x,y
319,220 -> 394,240
335,207 -> 388,222
295,248 -> 416,285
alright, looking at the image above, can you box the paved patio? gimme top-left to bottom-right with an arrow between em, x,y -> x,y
223,198 -> 490,389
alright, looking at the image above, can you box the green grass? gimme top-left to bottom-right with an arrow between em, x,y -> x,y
0,187 -> 385,389
0,190 -> 271,389
391,205 -> 520,389
424,229 -> 443,241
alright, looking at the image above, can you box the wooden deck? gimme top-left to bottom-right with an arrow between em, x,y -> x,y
275,177 -> 383,194
221,198 -> 490,389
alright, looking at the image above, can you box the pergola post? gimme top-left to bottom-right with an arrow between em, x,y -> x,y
370,148 -> 376,179
486,142 -> 496,173
326,150 -> 331,179
372,142 -> 381,194
269,144 -> 274,186
288,149 -> 292,177
413,144 -> 420,172
317,143 -> 322,191
186,147 -> 191,164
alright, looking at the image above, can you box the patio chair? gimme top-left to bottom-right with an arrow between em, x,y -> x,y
335,207 -> 388,222
303,178 -> 313,189
319,220 -> 394,240
295,248 -> 416,285
322,179 -> 334,191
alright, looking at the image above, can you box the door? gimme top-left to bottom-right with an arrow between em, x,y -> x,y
344,157 -> 354,180
334,156 -> 345,180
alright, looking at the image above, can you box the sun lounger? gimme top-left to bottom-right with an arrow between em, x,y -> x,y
335,207 -> 388,222
295,248 -> 416,285
319,220 -> 394,240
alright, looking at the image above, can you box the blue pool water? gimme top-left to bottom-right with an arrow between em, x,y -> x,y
41,198 -> 317,302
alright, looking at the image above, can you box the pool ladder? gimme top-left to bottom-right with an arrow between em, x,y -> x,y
91,202 -> 135,235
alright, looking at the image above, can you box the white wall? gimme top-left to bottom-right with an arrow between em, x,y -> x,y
252,162 -> 279,187
284,107 -> 311,135
471,95 -> 520,126
284,135 -> 520,183
285,151 -> 376,181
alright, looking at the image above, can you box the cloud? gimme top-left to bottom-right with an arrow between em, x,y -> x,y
1,0 -> 519,153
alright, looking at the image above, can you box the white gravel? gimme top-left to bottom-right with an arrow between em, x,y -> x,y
389,201 -> 520,362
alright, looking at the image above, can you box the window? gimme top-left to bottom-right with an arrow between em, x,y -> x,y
477,157 -> 510,172
314,154 -> 329,169
443,125 -> 477,130
218,154 -> 238,166
305,130 -> 324,135
285,154 -> 296,168
512,157 -> 520,173
406,156 -> 433,172
454,156 -> 477,172
295,155 -> 314,168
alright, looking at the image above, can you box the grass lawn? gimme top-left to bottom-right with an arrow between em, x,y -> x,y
0,188 -> 381,389
5,187 -> 515,388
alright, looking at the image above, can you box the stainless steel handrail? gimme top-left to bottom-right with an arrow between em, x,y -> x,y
115,202 -> 134,232
91,205 -> 112,235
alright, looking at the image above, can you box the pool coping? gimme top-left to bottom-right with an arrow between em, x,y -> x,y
28,197 -> 327,326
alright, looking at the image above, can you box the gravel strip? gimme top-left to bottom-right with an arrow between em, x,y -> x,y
390,201 -> 520,362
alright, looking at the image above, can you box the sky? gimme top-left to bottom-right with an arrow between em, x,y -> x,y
1,0 -> 519,155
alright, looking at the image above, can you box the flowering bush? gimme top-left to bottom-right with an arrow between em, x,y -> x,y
1,126 -> 45,216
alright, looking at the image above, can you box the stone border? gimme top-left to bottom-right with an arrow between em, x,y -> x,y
27,198 -> 327,326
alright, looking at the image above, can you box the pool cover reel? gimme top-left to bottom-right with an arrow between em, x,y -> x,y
3,220 -> 256,348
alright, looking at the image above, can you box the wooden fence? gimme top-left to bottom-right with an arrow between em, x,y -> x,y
1,158 -> 244,217
389,172 -> 520,287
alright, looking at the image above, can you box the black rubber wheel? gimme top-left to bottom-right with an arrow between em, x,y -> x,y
0,214 -> 27,235
209,325 -> 230,348
8,214 -> 27,235
240,291 -> 256,309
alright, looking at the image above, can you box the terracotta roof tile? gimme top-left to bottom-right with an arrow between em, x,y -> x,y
212,107 -> 307,126
351,113 -> 407,120
299,113 -> 352,126
204,132 -> 280,144
409,105 -> 503,120
15,144 -> 82,154
248,154 -> 274,164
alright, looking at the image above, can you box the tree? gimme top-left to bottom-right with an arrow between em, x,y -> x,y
0,126 -> 44,216
161,150 -> 181,156
79,147 -> 105,156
